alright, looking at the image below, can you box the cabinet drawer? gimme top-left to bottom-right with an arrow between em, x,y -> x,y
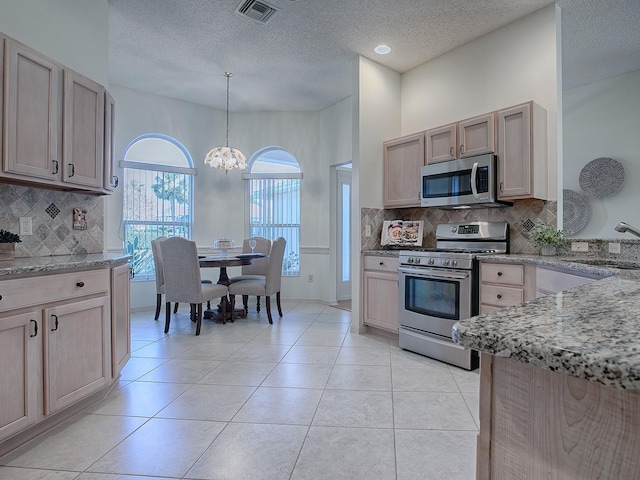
363,256 -> 399,273
481,263 -> 524,285
481,284 -> 524,307
0,269 -> 109,313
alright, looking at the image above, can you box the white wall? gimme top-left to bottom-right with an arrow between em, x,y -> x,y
401,4 -> 559,199
0,0 -> 108,85
563,68 -> 640,238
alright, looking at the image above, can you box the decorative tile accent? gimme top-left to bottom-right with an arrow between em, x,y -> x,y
361,199 -> 558,254
0,184 -> 104,258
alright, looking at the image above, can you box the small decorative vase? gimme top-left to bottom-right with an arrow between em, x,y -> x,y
0,243 -> 16,262
541,245 -> 557,256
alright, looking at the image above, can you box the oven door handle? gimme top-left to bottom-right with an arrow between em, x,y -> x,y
398,267 -> 469,281
471,161 -> 479,198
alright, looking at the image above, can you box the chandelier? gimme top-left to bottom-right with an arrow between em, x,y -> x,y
204,72 -> 247,173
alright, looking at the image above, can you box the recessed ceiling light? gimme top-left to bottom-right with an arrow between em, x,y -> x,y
374,45 -> 391,55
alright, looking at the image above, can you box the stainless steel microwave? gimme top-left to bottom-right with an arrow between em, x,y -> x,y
420,154 -> 511,208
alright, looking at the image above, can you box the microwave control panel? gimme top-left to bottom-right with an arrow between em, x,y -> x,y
476,166 -> 489,193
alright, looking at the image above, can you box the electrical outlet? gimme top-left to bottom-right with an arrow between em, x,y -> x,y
609,242 -> 621,254
365,224 -> 372,237
571,241 -> 589,252
19,217 -> 32,236
307,274 -> 314,282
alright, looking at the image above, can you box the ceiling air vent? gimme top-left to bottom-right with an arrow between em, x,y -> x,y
235,0 -> 278,24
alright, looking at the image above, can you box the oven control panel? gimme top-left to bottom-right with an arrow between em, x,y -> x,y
402,256 -> 471,269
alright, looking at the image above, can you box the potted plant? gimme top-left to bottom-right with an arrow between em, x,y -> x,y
529,222 -> 565,256
0,229 -> 22,262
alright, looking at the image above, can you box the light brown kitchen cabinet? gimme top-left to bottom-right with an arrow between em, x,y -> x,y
426,113 -> 496,164
479,261 -> 535,313
363,255 -> 399,333
2,37 -> 62,182
0,310 -> 40,441
111,263 -> 131,378
383,133 -> 425,208
0,34 -> 111,194
103,90 -> 118,193
44,295 -> 110,414
497,101 -> 548,200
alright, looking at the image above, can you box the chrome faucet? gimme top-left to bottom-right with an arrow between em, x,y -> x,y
615,222 -> 640,239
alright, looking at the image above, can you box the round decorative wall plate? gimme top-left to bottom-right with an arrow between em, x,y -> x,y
563,189 -> 591,235
579,157 -> 625,198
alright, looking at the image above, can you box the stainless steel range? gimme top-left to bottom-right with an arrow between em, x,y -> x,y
398,221 -> 509,370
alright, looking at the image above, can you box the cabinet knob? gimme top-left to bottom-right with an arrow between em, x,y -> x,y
497,271 -> 503,276
113,175 -> 119,187
76,281 -> 85,287
497,294 -> 502,299
0,294 -> 2,301
379,261 -> 384,266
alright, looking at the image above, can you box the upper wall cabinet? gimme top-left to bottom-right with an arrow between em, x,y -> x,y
0,34 -> 113,195
383,132 -> 425,208
497,101 -> 547,200
426,113 -> 496,164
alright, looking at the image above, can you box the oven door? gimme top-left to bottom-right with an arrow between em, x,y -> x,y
398,265 -> 472,339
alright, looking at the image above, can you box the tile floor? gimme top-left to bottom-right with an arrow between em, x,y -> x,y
0,301 -> 479,480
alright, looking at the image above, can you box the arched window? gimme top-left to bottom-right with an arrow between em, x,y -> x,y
121,134 -> 196,281
244,147 -> 302,276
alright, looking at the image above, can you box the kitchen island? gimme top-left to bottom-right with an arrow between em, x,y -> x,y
454,255 -> 640,480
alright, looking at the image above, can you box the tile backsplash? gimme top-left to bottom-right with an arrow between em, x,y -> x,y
361,199 -> 557,254
0,184 -> 104,257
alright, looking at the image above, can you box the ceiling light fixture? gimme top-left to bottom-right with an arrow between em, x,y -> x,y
374,44 -> 391,55
204,72 -> 247,174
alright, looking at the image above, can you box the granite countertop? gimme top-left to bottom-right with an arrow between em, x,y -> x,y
361,249 -> 400,257
0,253 -> 130,278
453,254 -> 640,393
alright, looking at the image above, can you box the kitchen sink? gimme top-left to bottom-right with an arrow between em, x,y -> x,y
562,258 -> 640,270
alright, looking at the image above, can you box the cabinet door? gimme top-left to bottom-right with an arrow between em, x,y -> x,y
111,264 -> 131,378
363,270 -> 399,333
458,113 -> 496,158
44,296 -> 111,414
62,69 -> 105,190
497,103 -> 532,198
0,310 -> 40,441
103,90 -> 118,192
426,123 -> 457,164
383,133 -> 424,208
3,39 -> 61,181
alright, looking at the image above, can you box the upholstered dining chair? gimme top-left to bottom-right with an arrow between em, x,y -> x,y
229,237 -> 286,324
228,236 -> 271,312
158,237 -> 230,335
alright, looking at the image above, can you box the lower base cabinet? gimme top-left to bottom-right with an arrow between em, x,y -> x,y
363,255 -> 399,334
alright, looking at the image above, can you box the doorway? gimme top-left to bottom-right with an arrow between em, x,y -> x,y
336,164 -> 352,303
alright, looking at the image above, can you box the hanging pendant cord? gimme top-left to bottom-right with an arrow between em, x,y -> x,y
224,72 -> 231,147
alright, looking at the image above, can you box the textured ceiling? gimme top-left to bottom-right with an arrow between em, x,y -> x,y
108,0 -> 640,112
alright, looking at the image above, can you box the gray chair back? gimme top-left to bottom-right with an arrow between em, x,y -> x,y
265,237 -> 286,295
151,236 -> 168,293
242,237 -> 271,276
158,237 -> 204,304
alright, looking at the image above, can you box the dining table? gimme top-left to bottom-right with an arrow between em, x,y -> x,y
199,253 -> 266,320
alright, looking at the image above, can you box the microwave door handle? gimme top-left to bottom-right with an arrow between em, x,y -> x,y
471,162 -> 479,198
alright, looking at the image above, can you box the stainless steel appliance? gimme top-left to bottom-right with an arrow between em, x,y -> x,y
420,154 -> 511,208
398,221 -> 509,370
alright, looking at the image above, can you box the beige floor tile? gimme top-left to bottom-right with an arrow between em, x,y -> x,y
185,423 -> 308,480
262,363 -> 333,389
76,474 -> 175,480
395,429 -> 476,480
171,341 -> 246,360
391,364 -> 459,392
326,364 -> 392,391
86,418 -> 225,478
291,426 -> 396,480
227,344 -> 291,363
198,360 -> 277,386
232,386 -> 323,425
246,330 -> 304,345
156,384 -> 256,421
342,332 -> 391,349
294,331 -> 346,346
117,357 -> 168,381
336,346 -> 391,366
85,381 -> 191,417
304,322 -> 350,333
313,390 -> 393,428
0,468 -> 78,479
462,391 -> 480,428
3,414 -> 146,471
137,358 -> 221,383
450,366 -> 481,392
280,345 -> 341,365
393,391 -> 478,430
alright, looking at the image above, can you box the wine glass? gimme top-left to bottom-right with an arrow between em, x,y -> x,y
248,239 -> 257,254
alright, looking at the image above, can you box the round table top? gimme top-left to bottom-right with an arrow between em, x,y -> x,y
199,254 -> 265,268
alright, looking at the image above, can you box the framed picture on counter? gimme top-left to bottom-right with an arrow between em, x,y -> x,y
381,220 -> 424,246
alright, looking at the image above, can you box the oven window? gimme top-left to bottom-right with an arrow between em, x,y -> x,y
423,170 -> 473,199
404,276 -> 459,320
